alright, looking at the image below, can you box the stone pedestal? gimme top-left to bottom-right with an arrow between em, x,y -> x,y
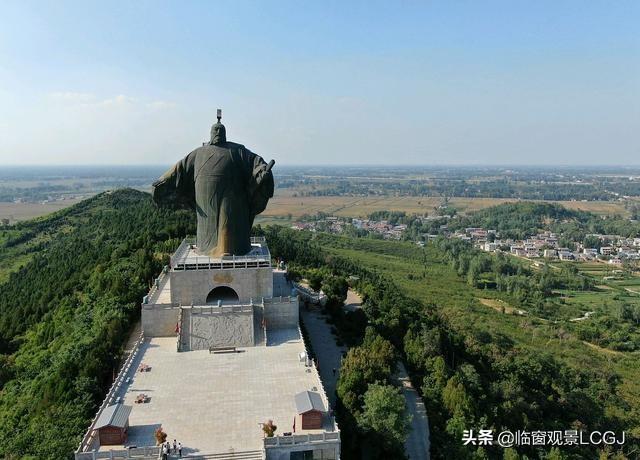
142,237 -> 299,350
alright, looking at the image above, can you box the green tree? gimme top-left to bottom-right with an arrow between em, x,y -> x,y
357,383 -> 411,456
322,275 -> 348,306
307,269 -> 324,292
544,447 -> 567,459
337,328 -> 395,413
442,374 -> 473,418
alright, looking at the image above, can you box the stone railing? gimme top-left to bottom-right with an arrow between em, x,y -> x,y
264,431 -> 340,447
263,295 -> 297,305
293,283 -> 326,306
75,446 -> 160,460
296,324 -> 336,424
142,267 -> 169,306
76,331 -> 145,455
186,303 -> 254,314
169,238 -> 191,268
170,238 -> 271,271
174,256 -> 271,271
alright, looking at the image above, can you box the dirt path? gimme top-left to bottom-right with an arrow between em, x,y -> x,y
582,340 -> 626,356
343,289 -> 362,312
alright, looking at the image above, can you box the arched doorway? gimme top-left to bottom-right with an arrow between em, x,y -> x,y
206,286 -> 239,304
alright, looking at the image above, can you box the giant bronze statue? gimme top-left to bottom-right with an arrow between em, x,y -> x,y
152,110 -> 274,257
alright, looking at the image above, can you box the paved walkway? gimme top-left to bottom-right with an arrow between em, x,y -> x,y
273,269 -> 291,297
300,290 -> 430,459
300,305 -> 347,408
396,362 -> 430,460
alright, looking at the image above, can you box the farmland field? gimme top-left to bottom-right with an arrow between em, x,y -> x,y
2,194 -> 628,223
0,199 -> 83,222
261,194 -> 629,219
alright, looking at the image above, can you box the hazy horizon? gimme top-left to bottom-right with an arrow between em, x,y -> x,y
1,1 -> 638,166
3,164 -> 640,171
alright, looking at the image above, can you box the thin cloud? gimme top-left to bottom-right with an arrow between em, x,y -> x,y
49,92 -> 172,110
99,94 -> 136,107
147,100 -> 176,110
49,91 -> 96,103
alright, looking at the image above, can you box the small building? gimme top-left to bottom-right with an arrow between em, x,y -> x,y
558,251 -> 574,261
600,246 -> 614,256
295,391 -> 325,430
483,242 -> 497,252
93,404 -> 132,446
525,248 -> 540,258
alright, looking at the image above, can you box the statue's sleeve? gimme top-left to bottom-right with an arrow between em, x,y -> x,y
242,148 -> 274,217
152,150 -> 196,209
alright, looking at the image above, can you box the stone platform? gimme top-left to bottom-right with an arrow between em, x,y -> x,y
95,330 -> 335,455
77,238 -> 340,460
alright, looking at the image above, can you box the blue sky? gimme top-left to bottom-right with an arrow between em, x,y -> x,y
0,1 -> 638,165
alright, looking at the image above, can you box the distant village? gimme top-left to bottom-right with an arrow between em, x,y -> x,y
457,228 -> 640,265
292,216 -> 408,240
292,215 -> 640,266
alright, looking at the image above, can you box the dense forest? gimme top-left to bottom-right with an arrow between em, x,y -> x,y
447,202 -> 640,241
0,189 -> 194,459
264,227 -> 638,460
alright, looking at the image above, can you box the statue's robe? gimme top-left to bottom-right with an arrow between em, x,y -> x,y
153,142 -> 274,257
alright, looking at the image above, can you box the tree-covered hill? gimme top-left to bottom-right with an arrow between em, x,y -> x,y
264,227 -> 639,459
394,201 -> 640,243
0,189 -> 194,459
449,202 -> 640,241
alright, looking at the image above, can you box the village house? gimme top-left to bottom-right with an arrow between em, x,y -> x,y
600,246 -> 615,256
558,250 -> 575,261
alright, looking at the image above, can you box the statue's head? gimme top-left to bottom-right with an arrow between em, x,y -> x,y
210,122 -> 226,146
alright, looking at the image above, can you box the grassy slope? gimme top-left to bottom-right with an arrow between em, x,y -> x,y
314,236 -> 640,434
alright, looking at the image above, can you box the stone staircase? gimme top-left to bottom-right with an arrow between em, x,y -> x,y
178,306 -> 189,352
253,304 -> 266,346
181,449 -> 263,459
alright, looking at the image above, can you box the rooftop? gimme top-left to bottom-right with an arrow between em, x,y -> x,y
295,391 -> 325,414
97,329 -> 335,455
94,404 -> 132,429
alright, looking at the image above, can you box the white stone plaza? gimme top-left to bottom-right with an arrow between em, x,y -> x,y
76,238 -> 340,460
102,330 -> 336,455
